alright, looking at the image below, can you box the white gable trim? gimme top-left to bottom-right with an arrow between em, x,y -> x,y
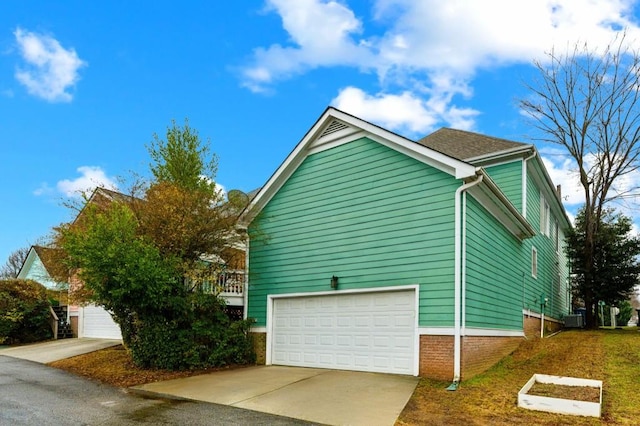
241,107 -> 475,224
16,246 -> 38,279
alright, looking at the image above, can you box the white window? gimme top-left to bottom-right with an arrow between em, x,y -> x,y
554,219 -> 559,252
531,246 -> 538,278
540,194 -> 550,236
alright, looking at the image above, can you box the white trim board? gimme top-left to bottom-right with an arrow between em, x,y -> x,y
418,327 -> 524,337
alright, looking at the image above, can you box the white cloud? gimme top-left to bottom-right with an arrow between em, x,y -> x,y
242,0 -> 371,91
14,27 -> 87,102
243,0 -> 640,132
332,86 -> 478,134
539,151 -> 585,206
55,166 -> 118,197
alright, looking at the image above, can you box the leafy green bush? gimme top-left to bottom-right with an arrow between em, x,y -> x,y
128,293 -> 255,370
0,279 -> 52,344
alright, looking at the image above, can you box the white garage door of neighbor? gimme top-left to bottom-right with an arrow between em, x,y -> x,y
81,305 -> 122,339
272,290 -> 415,375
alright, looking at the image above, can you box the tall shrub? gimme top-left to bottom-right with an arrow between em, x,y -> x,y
0,279 -> 52,344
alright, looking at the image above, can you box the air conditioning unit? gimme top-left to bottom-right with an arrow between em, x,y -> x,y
564,314 -> 584,328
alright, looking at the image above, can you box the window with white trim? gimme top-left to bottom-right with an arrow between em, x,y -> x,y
531,246 -> 538,278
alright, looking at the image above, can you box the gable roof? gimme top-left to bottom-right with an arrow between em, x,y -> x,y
16,245 -> 67,287
418,128 -> 531,162
32,246 -> 60,274
240,107 -> 477,224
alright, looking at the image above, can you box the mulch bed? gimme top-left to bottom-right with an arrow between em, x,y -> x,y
48,345 -> 245,388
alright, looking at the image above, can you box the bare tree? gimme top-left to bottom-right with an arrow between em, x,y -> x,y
0,246 -> 31,278
521,32 -> 640,328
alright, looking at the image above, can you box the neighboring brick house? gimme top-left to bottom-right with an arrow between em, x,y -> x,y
240,107 -> 571,383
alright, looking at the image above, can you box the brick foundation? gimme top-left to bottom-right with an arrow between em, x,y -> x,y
419,335 -> 454,380
460,336 -> 522,379
419,334 -> 523,381
524,314 -> 563,338
251,332 -> 267,365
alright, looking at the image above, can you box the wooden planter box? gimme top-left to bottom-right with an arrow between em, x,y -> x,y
518,374 -> 602,418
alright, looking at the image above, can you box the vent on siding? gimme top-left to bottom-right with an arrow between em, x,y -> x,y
320,120 -> 349,137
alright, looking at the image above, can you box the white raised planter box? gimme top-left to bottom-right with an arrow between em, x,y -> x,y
518,374 -> 603,418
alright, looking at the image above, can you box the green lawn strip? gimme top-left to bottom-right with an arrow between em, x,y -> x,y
601,329 -> 640,424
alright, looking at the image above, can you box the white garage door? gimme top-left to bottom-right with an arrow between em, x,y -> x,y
272,290 -> 415,375
80,305 -> 122,339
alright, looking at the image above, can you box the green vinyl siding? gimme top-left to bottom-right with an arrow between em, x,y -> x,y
248,137 -> 459,327
484,161 -> 523,213
524,175 -> 570,320
465,195 -> 525,330
464,172 -> 570,330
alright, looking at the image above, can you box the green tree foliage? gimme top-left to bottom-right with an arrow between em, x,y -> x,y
148,119 -> 218,194
616,300 -> 633,326
0,279 -> 52,344
567,208 -> 640,326
55,120 -> 254,369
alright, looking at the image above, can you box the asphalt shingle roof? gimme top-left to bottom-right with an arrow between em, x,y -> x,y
417,128 -> 528,162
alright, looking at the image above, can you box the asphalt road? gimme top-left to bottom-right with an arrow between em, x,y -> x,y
0,356 -> 316,426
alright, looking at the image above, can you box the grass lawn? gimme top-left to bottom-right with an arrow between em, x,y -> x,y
49,329 -> 639,424
397,328 -> 640,425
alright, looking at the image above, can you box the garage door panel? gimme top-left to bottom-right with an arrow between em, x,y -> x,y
272,290 -> 415,375
81,305 -> 122,340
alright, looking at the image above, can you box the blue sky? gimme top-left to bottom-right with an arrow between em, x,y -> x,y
2,0 -> 640,264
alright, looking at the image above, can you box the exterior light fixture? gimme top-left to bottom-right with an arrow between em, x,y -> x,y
330,275 -> 339,289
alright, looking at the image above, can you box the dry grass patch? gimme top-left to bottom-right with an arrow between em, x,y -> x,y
397,329 -> 640,426
48,345 -> 241,388
527,382 -> 600,403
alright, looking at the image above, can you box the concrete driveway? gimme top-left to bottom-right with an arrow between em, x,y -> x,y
133,365 -> 419,426
0,338 -> 121,363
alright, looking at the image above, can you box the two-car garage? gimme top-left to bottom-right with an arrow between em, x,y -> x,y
269,289 -> 417,375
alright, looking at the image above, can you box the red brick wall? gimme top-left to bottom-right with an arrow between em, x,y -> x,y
251,332 -> 267,365
70,316 -> 78,338
460,336 -> 522,379
419,334 -> 524,380
419,335 -> 454,380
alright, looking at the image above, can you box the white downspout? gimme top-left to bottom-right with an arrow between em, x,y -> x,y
451,174 -> 483,389
461,192 -> 468,337
522,150 -> 536,218
243,235 -> 250,320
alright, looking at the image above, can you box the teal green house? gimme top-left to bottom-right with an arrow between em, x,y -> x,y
241,108 -> 571,382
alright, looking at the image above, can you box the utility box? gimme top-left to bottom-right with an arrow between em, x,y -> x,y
564,314 -> 584,328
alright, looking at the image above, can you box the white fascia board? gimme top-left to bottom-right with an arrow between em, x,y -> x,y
240,107 -> 475,224
527,154 -> 572,229
465,145 -> 534,164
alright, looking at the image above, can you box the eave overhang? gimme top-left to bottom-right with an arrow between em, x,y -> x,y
468,170 -> 536,240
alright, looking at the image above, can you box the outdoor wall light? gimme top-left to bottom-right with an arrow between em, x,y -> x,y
330,275 -> 339,289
